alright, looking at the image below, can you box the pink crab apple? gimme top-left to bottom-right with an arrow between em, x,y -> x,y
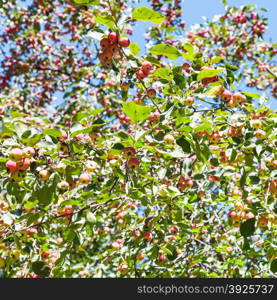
39,169 -> 50,181
221,90 -> 233,102
9,148 -> 23,161
163,134 -> 175,144
79,173 -> 91,184
6,160 -> 19,173
233,92 -> 246,103
22,146 -> 35,158
255,129 -> 266,139
133,230 -> 141,238
251,119 -> 262,129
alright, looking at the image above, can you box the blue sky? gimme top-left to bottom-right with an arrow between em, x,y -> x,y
131,0 -> 276,109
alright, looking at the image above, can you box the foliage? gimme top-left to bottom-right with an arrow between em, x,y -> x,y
0,0 -> 276,278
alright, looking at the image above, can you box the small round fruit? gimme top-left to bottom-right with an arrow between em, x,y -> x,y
22,147 -> 35,158
100,38 -> 110,49
39,170 -> 50,181
58,180 -> 70,190
255,129 -> 266,140
184,96 -> 194,106
108,32 -> 119,43
119,37 -> 130,48
6,160 -> 19,173
163,134 -> 175,144
143,232 -> 153,242
122,147 -> 136,159
79,173 -> 91,184
9,148 -> 23,162
146,88 -> 156,99
141,61 -> 153,75
251,119 -> 262,129
17,158 -> 30,171
127,158 -> 140,169
221,90 -> 233,102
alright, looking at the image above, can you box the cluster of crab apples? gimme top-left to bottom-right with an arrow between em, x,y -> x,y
98,32 -> 130,67
220,89 -> 246,107
5,147 -> 35,181
122,147 -> 140,169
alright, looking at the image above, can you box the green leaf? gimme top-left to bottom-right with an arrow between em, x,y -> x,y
94,15 -> 115,28
270,259 -> 277,273
226,64 -> 239,71
176,136 -> 191,153
242,92 -> 260,99
132,7 -> 165,24
43,128 -> 62,138
122,101 -> 152,123
210,56 -> 224,64
240,218 -> 255,237
150,44 -> 181,59
129,42 -> 140,56
151,68 -> 173,81
197,68 -> 224,81
183,43 -> 194,54
31,261 -> 51,278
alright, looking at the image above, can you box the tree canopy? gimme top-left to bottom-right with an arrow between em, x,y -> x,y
0,0 -> 276,278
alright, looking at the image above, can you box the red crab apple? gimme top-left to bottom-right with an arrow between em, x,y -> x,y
143,232 -> 153,242
17,157 -> 30,171
147,88 -> 156,99
6,160 -> 19,173
123,147 -> 136,159
9,148 -> 23,161
108,32 -> 119,43
141,61 -> 153,75
170,226 -> 179,234
119,37 -> 130,48
136,69 -> 147,79
136,252 -> 145,261
22,146 -> 35,158
269,180 -> 277,194
158,254 -> 167,262
127,158 -> 140,169
100,37 -> 110,49
258,217 -> 268,228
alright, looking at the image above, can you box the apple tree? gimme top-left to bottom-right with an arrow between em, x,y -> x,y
0,0 -> 276,278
